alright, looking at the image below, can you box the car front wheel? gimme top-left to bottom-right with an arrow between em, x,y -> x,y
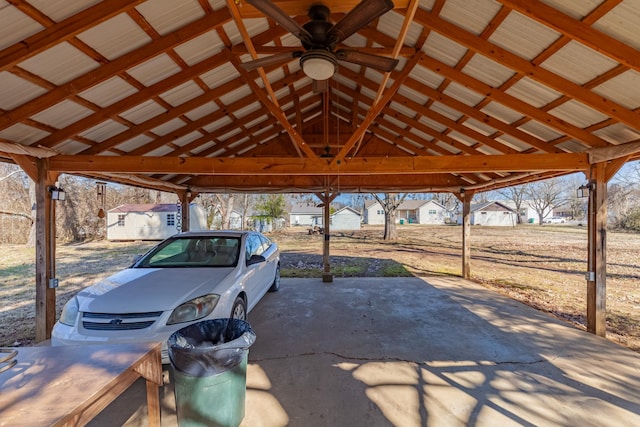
269,264 -> 280,292
230,296 -> 247,321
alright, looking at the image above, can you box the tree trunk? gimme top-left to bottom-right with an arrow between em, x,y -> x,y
384,209 -> 398,240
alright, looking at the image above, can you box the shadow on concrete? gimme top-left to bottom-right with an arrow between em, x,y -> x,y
86,277 -> 640,426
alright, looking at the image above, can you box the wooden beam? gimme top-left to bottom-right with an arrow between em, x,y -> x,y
587,162 -> 607,336
34,159 -> 58,342
237,0 -> 410,18
0,0 -> 146,71
231,56 -> 318,159
0,9 -> 232,130
498,0 -> 640,73
332,51 -> 424,164
48,152 -> 589,175
414,8 -> 640,132
414,51 -> 611,150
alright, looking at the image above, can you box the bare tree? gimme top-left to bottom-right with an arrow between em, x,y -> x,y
237,194 -> 255,230
497,185 -> 528,224
371,193 -> 408,240
524,178 -> 567,224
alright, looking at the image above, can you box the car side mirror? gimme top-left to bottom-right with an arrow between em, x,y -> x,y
247,254 -> 266,266
132,254 -> 143,265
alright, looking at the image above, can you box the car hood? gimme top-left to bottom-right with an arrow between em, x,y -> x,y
76,268 -> 234,313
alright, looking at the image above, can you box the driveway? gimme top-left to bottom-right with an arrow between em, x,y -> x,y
90,277 -> 640,426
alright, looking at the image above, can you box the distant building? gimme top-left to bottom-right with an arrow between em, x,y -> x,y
457,201 -> 518,226
107,203 -> 207,240
330,207 -> 361,230
289,204 -> 323,227
363,199 -> 448,225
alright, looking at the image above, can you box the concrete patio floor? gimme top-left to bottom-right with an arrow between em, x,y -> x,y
89,277 -> 640,426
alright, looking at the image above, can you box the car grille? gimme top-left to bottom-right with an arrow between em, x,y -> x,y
82,311 -> 163,331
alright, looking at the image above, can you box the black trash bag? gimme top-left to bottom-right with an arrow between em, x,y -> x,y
168,318 -> 256,377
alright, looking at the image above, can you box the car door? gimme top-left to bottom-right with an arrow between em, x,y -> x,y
244,233 -> 269,309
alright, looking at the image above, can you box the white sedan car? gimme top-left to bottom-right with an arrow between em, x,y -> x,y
52,231 -> 280,362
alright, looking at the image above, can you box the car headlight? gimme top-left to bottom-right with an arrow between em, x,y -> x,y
59,297 -> 79,326
167,295 -> 220,325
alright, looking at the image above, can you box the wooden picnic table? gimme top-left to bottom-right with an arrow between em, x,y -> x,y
0,342 -> 162,427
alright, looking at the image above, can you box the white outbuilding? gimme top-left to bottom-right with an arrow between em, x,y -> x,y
107,203 -> 207,240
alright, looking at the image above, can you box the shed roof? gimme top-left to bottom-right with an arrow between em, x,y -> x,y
1,0 -> 640,194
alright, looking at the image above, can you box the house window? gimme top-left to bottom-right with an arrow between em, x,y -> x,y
117,214 -> 125,226
167,214 -> 175,226
428,209 -> 437,215
377,210 -> 384,215
480,212 -> 487,215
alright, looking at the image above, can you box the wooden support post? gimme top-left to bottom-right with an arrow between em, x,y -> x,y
35,159 -> 59,342
461,192 -> 471,279
316,190 -> 337,283
322,192 -> 332,283
587,163 -> 607,336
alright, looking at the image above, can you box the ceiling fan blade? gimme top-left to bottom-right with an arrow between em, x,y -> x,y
328,0 -> 395,44
335,50 -> 399,72
240,51 -> 300,71
245,0 -> 312,44
313,79 -> 329,93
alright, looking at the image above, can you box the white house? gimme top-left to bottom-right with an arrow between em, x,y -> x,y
398,200 -> 448,225
363,200 -> 385,225
107,203 -> 207,240
363,199 -> 448,225
289,204 -> 323,227
457,201 -> 518,226
330,207 -> 361,230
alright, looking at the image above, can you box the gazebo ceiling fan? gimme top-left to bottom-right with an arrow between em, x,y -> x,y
240,0 -> 399,92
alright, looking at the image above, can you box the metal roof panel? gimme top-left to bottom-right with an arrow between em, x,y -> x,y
77,13 -> 152,61
78,77 -> 139,108
18,42 -> 100,85
0,72 -> 47,110
592,70 -> 640,110
126,53 -> 182,86
505,77 -> 562,108
592,1 -> 640,50
593,123 -> 640,144
0,124 -> 49,145
184,102 -> 219,121
135,0 -> 205,36
462,54 -> 516,87
31,100 -> 94,129
26,0 -> 101,22
151,118 -> 187,136
549,100 -> 609,128
539,0 -> 602,20
174,30 -> 225,66
80,120 -> 129,143
119,100 -> 167,125
440,0 -> 502,36
423,32 -> 468,67
0,3 -> 44,50
488,11 -> 560,61
159,80 -> 205,107
540,41 -> 618,86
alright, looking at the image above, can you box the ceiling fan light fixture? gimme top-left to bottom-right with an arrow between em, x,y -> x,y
300,50 -> 337,80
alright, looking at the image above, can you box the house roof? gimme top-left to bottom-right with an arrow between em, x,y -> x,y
470,201 -> 516,213
109,203 -> 178,213
2,0 -> 640,195
333,206 -> 361,216
289,204 -> 323,214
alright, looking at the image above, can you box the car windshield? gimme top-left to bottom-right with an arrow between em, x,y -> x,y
136,236 -> 241,268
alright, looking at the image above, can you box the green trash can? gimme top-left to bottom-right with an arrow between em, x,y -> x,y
400,219 -> 404,225
168,319 -> 256,427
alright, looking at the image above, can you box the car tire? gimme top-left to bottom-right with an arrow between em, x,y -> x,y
269,264 -> 280,292
230,296 -> 247,321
